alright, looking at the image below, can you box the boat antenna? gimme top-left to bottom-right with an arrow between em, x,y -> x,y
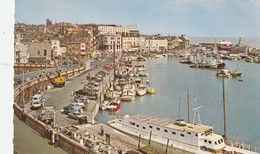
192,96 -> 202,125
222,76 -> 227,140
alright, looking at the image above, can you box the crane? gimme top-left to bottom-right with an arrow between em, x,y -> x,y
51,51 -> 65,87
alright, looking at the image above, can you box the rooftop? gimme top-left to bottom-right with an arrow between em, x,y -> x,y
129,114 -> 213,134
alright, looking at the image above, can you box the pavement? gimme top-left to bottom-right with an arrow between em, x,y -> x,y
74,123 -> 141,152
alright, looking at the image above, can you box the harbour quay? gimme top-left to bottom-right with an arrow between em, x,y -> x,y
13,64 -> 145,153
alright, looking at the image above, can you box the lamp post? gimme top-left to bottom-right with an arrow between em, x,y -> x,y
22,71 -> 25,111
52,109 -> 63,145
53,109 -> 63,129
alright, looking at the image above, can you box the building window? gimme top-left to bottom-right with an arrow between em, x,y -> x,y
157,128 -> 160,131
149,126 -> 153,129
204,139 -> 207,143
38,51 -> 40,55
221,139 -> 223,143
181,134 -> 185,137
215,141 -> 217,145
195,134 -> 198,136
136,124 -> 139,127
218,140 -> 221,144
44,50 -> 47,56
164,129 -> 168,133
172,131 -> 176,135
143,127 -> 146,129
209,141 -> 212,144
187,132 -> 191,135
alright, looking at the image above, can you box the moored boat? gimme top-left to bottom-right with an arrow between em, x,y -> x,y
108,114 -> 258,154
136,84 -> 147,96
147,86 -> 155,94
107,98 -> 121,111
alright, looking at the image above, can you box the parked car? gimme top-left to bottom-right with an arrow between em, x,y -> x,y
31,94 -> 44,109
93,82 -> 100,87
71,99 -> 86,107
76,89 -> 88,95
68,112 -> 86,120
63,106 -> 82,114
74,95 -> 89,103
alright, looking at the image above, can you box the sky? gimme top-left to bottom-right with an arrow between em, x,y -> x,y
15,0 -> 260,37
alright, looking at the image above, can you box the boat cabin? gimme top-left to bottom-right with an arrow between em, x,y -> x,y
123,115 -> 226,152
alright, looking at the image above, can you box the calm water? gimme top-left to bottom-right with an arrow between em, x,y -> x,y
96,57 -> 260,146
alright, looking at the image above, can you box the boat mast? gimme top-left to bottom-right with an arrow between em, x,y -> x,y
179,96 -> 181,120
23,71 -> 25,109
113,42 -> 116,90
187,89 -> 190,123
112,41 -> 116,117
222,76 -> 227,140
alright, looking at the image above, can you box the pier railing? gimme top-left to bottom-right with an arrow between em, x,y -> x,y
226,139 -> 260,153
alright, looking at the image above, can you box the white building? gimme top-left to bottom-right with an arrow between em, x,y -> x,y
98,34 -> 122,54
128,25 -> 139,36
96,24 -> 139,36
122,36 -> 145,52
97,25 -> 129,35
14,33 -> 29,63
146,39 -> 168,52
51,40 -> 66,57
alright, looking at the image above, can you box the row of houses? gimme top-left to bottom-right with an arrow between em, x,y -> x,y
14,19 -> 190,64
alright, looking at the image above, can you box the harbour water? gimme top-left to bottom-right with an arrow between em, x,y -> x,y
96,56 -> 260,146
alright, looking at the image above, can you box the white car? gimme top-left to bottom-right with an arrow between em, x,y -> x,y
31,94 -> 44,109
71,99 -> 86,107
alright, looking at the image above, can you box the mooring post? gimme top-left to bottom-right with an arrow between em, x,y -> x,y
149,131 -> 152,145
166,138 -> 169,153
138,134 -> 141,149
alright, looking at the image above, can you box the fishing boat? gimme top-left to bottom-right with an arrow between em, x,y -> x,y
216,59 -> 226,68
216,69 -> 232,78
107,98 -> 121,111
231,60 -> 242,77
105,88 -> 121,99
120,84 -> 136,101
245,56 -> 253,63
209,60 -> 218,69
136,84 -> 147,96
128,71 -> 135,77
116,69 -> 128,78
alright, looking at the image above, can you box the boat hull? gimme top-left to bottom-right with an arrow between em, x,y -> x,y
108,102 -> 121,111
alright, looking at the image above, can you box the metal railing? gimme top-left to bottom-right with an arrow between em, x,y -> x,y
226,139 -> 260,153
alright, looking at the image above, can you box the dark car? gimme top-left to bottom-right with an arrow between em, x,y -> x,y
76,89 -> 89,95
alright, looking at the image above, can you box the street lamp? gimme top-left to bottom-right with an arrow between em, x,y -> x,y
52,109 -> 63,145
53,109 -> 64,128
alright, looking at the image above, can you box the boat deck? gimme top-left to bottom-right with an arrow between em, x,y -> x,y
130,114 -> 212,134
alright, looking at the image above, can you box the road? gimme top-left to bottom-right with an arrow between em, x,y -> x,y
14,58 -> 112,88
